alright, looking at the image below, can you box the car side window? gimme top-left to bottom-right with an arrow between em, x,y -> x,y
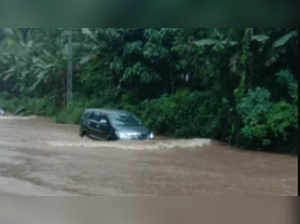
103,115 -> 109,123
87,112 -> 94,120
85,112 -> 108,124
95,113 -> 102,122
84,112 -> 91,119
89,112 -> 103,122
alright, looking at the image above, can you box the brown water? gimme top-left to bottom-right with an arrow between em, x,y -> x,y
0,115 -> 297,196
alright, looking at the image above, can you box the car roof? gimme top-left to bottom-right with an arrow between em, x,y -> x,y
84,108 -> 130,116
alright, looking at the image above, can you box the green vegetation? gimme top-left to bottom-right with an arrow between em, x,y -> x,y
0,28 -> 297,153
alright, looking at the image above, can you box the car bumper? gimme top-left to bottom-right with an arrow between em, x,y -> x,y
118,134 -> 154,140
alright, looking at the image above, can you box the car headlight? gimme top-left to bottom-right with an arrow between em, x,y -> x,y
149,132 -> 155,139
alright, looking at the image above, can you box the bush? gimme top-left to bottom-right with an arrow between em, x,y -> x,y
119,91 -> 140,113
237,87 -> 272,146
0,94 -> 58,116
267,101 -> 297,141
237,87 -> 298,152
0,94 -> 20,112
54,101 -> 87,124
137,89 -> 220,138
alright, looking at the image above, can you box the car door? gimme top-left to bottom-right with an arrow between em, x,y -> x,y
100,115 -> 114,139
84,111 -> 96,134
96,115 -> 111,139
89,113 -> 110,139
81,111 -> 91,129
87,112 -> 101,137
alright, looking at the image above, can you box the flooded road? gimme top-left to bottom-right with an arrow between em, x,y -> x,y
0,115 -> 297,196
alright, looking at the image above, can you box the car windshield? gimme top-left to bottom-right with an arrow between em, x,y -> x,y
109,112 -> 143,128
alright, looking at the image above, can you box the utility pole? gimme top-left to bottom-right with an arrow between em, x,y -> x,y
66,30 -> 73,106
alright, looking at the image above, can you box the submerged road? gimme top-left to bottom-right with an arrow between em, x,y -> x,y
0,116 -> 297,196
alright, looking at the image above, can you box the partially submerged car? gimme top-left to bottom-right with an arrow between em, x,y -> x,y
80,109 -> 155,140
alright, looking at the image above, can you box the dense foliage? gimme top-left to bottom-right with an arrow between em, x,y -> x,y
0,28 -> 297,153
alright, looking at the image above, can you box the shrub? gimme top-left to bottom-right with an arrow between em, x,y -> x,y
138,89 -> 220,138
267,101 -> 297,141
236,87 -> 272,146
0,94 -> 58,116
237,87 -> 298,152
0,94 -> 20,112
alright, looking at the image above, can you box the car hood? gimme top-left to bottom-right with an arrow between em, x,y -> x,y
114,125 -> 150,134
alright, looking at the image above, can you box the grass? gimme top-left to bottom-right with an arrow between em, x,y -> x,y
0,94 -> 105,125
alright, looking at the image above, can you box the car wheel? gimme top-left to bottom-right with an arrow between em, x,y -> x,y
79,129 -> 85,137
107,133 -> 117,141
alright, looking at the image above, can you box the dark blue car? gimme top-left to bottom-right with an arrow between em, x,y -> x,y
79,109 -> 155,140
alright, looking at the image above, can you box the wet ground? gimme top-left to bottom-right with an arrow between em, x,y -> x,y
0,115 -> 297,196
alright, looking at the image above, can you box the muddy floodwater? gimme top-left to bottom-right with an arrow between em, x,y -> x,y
0,115 -> 297,196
